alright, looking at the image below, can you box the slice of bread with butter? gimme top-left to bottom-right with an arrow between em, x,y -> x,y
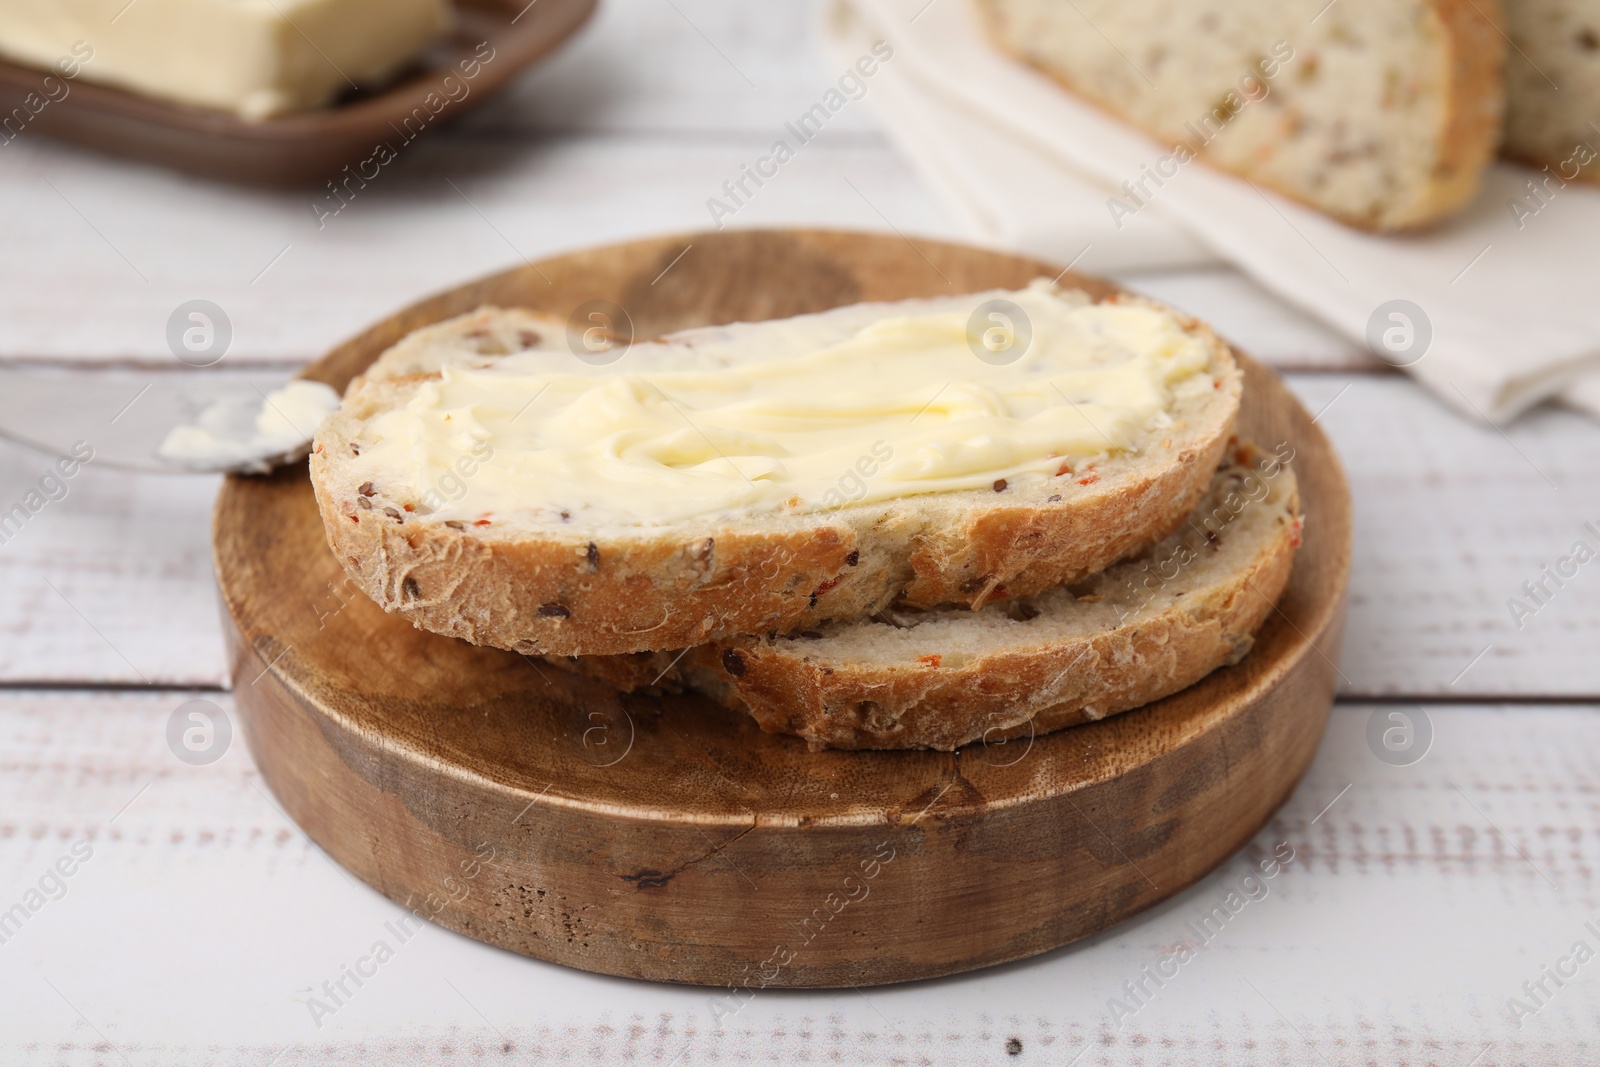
310,284 -> 1242,658
547,445 -> 1301,750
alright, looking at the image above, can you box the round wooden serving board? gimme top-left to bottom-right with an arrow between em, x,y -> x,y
216,230 -> 1351,988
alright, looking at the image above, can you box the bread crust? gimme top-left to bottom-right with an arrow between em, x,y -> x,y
311,295 -> 1240,657
709,512 -> 1294,750
972,0 -> 1506,231
1425,0 -> 1510,218
551,448 -> 1301,750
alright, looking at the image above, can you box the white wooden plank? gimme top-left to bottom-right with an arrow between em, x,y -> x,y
0,690 -> 1594,1064
0,377 -> 240,687
1288,375 -> 1600,699
460,0 -> 882,136
0,134 -> 959,365
1,372 -> 1596,694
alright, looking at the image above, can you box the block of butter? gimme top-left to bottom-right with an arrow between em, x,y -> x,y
0,0 -> 453,120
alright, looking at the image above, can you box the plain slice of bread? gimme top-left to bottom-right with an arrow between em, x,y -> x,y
311,290 -> 1241,657
974,0 -> 1506,230
553,444 -> 1301,751
1504,0 -> 1600,183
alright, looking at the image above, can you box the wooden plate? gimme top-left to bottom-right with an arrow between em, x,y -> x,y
216,229 -> 1351,988
0,0 -> 594,185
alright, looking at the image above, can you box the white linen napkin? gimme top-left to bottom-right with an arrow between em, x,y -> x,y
826,0 -> 1600,421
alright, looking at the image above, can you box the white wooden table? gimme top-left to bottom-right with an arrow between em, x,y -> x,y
2,3 -> 1597,1064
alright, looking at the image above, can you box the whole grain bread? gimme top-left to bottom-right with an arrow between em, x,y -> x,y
310,291 -> 1241,657
550,444 -> 1301,750
974,0 -> 1506,230
1503,0 -> 1600,183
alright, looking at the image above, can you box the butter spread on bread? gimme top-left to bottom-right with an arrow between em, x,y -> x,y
343,283 -> 1219,527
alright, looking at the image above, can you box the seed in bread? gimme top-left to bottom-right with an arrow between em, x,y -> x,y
310,285 -> 1241,656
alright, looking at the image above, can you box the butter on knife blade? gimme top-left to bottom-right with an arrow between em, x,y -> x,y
0,0 -> 452,120
159,380 -> 341,474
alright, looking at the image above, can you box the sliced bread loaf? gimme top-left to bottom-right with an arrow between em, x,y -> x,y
551,444 -> 1301,750
311,285 -> 1241,657
1504,0 -> 1600,183
974,0 -> 1506,230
